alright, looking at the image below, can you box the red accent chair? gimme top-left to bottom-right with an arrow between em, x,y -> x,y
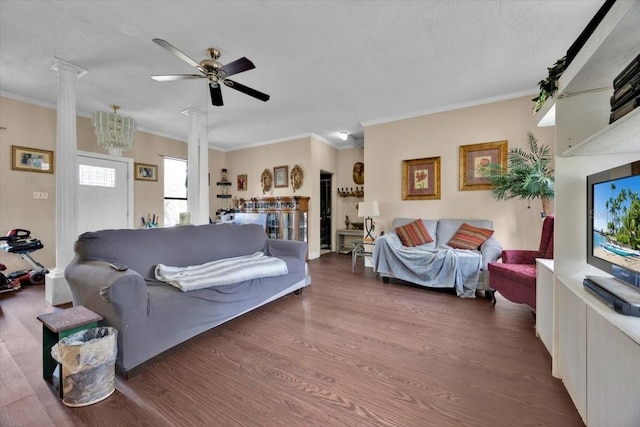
487,215 -> 554,310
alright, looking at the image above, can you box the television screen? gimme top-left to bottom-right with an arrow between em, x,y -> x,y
587,161 -> 640,283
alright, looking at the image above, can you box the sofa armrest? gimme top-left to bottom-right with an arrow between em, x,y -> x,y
265,239 -> 308,260
66,259 -> 148,309
65,259 -> 151,374
480,236 -> 503,270
501,250 -> 540,265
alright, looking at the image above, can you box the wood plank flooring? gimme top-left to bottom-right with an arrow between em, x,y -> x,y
0,253 -> 583,426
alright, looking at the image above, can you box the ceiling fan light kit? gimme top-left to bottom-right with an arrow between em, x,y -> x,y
150,38 -> 270,107
92,104 -> 136,156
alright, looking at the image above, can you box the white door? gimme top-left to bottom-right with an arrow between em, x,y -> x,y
77,153 -> 132,234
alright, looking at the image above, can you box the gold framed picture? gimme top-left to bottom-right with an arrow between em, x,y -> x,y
459,140 -> 508,190
237,174 -> 247,191
134,163 -> 158,181
11,145 -> 54,174
274,165 -> 288,188
402,157 -> 441,200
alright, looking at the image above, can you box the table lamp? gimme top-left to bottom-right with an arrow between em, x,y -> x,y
358,201 -> 380,243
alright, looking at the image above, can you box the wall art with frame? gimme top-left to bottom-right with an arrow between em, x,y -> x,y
11,145 -> 54,174
274,165 -> 288,188
402,156 -> 441,200
134,163 -> 158,181
237,174 -> 248,191
459,140 -> 508,191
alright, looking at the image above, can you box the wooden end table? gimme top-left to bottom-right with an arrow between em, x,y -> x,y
37,305 -> 103,397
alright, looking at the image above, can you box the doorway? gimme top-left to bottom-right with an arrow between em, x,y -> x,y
320,172 -> 332,254
77,152 -> 133,235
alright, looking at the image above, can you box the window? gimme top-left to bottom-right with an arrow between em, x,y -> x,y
78,165 -> 115,187
164,157 -> 187,227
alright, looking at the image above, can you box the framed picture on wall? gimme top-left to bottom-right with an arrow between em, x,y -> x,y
459,140 -> 508,190
237,174 -> 247,191
274,165 -> 288,188
11,145 -> 54,174
402,156 -> 441,200
134,163 -> 158,181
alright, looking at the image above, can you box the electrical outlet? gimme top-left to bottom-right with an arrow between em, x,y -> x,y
33,192 -> 49,199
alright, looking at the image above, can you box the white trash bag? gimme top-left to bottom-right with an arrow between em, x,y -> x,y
51,327 -> 118,407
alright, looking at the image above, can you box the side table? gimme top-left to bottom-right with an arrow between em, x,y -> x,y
37,305 -> 103,397
337,229 -> 363,254
352,240 -> 374,272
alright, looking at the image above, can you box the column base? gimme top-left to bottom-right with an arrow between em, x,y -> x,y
45,269 -> 72,306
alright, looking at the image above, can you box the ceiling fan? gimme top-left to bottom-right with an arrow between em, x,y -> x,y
150,38 -> 270,106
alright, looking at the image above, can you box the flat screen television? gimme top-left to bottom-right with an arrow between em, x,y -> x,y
587,160 -> 640,288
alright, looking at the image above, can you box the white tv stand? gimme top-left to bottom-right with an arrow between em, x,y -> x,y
536,1 -> 640,424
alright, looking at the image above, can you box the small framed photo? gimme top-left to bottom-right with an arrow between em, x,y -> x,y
274,165 -> 288,188
237,174 -> 248,191
402,157 -> 441,200
134,163 -> 158,181
11,145 -> 54,174
459,140 -> 508,190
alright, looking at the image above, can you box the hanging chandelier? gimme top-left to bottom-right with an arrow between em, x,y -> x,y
92,104 -> 136,156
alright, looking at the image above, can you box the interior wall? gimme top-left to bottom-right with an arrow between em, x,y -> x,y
224,136 -> 319,253
364,95 -> 556,250
0,96 -> 223,272
0,97 -> 57,272
333,148 -> 364,244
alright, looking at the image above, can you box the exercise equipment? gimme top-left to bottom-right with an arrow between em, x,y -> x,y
0,229 -> 49,292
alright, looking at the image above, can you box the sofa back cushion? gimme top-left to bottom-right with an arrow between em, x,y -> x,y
436,219 -> 494,247
391,218 -> 438,249
72,224 -> 268,280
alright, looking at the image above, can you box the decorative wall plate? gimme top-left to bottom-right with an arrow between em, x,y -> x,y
353,162 -> 364,185
260,168 -> 273,194
290,164 -> 304,192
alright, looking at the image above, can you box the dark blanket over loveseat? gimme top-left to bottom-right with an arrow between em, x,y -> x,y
65,223 -> 310,377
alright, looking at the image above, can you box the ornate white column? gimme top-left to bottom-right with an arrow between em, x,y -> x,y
181,108 -> 204,225
198,120 -> 210,224
46,59 -> 87,305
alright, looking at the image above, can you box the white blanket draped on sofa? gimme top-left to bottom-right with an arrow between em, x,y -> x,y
373,233 -> 482,298
155,251 -> 288,292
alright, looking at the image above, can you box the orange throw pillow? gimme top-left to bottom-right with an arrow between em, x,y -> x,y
395,219 -> 434,247
447,223 -> 494,250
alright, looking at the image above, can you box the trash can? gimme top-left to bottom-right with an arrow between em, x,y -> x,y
51,326 -> 118,407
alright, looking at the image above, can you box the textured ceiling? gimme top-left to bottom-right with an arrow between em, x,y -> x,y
0,1 -> 605,151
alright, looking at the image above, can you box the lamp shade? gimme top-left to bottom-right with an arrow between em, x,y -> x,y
357,201 -> 380,218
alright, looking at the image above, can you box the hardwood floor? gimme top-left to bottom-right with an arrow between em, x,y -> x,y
0,253 -> 583,426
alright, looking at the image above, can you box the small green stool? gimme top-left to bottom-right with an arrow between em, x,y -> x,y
37,305 -> 103,398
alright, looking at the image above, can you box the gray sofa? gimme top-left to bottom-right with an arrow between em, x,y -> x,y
373,218 -> 502,297
65,223 -> 310,377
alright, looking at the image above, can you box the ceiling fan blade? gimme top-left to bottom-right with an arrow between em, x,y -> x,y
151,74 -> 204,82
152,38 -> 206,73
209,83 -> 224,106
219,57 -> 255,78
223,79 -> 270,102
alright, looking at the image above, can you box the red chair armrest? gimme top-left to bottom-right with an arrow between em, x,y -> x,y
501,250 -> 541,264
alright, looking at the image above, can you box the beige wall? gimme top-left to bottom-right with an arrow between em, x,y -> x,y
364,95 -> 555,250
0,96 -> 224,272
225,136 -> 337,258
336,147 -> 365,231
1,93 -> 555,273
0,97 -> 57,272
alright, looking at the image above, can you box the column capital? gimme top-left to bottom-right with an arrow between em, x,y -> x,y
51,57 -> 87,79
